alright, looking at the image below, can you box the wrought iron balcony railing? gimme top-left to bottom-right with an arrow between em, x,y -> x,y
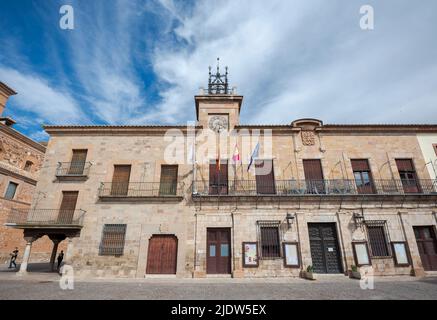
56,161 -> 92,177
98,182 -> 182,198
6,208 -> 86,227
192,179 -> 437,197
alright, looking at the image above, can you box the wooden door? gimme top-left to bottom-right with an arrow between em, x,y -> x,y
146,235 -> 178,274
308,223 -> 343,273
396,159 -> 420,193
209,160 -> 228,195
414,226 -> 437,271
255,160 -> 276,194
159,165 -> 178,195
58,191 -> 78,224
68,149 -> 87,175
207,228 -> 231,274
303,159 -> 325,194
111,165 -> 131,196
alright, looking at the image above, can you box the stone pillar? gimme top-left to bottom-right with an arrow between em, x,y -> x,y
64,238 -> 74,265
17,237 -> 34,275
50,240 -> 60,271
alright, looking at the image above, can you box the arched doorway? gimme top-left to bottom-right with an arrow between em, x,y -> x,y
146,235 -> 178,274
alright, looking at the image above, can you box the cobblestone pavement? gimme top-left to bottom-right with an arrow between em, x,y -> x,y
0,271 -> 436,300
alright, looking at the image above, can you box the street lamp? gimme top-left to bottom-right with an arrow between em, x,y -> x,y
286,212 -> 295,229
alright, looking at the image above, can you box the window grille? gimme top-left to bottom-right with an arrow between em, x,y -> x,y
257,220 -> 281,259
99,224 -> 127,256
365,220 -> 391,258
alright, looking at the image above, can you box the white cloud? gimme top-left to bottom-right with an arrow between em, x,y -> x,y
148,0 -> 437,124
0,66 -> 86,124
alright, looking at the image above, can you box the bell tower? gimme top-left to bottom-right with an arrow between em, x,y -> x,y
195,58 -> 243,131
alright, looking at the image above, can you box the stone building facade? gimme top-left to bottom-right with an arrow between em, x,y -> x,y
7,69 -> 437,278
0,82 -> 59,265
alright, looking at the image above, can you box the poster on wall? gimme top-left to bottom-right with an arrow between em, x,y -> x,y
242,242 -> 258,267
352,241 -> 371,267
283,242 -> 300,268
391,242 -> 410,267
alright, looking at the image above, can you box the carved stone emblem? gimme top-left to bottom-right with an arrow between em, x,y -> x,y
301,131 -> 315,146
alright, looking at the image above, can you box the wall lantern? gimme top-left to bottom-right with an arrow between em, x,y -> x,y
353,212 -> 365,229
286,213 -> 295,229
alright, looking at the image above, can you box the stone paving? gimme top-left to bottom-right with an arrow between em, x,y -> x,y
0,265 -> 437,300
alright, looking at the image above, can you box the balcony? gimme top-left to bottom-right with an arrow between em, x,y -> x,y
5,208 -> 86,229
192,179 -> 437,198
98,182 -> 183,201
56,162 -> 92,180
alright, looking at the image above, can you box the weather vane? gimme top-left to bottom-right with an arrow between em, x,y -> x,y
208,57 -> 229,94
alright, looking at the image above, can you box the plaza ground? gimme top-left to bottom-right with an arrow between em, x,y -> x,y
0,263 -> 437,300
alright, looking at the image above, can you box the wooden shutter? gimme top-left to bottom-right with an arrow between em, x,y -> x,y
303,159 -> 325,194
395,159 -> 414,171
68,149 -> 87,175
209,160 -> 228,195
58,191 -> 78,224
111,165 -> 131,196
351,159 -> 370,172
159,165 -> 178,195
255,160 -> 275,194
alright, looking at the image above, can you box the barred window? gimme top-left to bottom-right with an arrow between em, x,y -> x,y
257,221 -> 281,258
366,221 -> 391,257
99,224 -> 127,256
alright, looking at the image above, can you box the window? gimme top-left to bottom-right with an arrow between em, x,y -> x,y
351,159 -> 374,194
209,159 -> 228,195
159,165 -> 178,195
395,159 -> 420,193
366,221 -> 391,257
99,224 -> 127,256
257,221 -> 281,258
4,182 -> 18,200
110,165 -> 131,196
68,149 -> 88,175
24,160 -> 33,172
255,160 -> 276,194
303,159 -> 325,194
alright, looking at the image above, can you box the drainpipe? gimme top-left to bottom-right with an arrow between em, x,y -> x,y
398,212 -> 415,275
231,212 -> 236,274
336,211 -> 348,275
193,212 -> 198,277
295,212 -> 303,274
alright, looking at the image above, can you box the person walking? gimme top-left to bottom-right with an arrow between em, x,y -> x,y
8,247 -> 19,269
57,250 -> 64,271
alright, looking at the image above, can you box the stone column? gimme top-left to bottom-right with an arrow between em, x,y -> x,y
17,237 -> 35,275
50,240 -> 60,271
64,238 -> 74,265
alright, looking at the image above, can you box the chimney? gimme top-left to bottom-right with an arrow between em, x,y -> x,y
0,82 -> 17,117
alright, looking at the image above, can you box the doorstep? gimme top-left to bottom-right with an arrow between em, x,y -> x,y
206,274 -> 232,278
144,274 -> 177,279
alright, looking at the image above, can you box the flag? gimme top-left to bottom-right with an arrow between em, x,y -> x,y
232,143 -> 240,163
247,142 -> 260,172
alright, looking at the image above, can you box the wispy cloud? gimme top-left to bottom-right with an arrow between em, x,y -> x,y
0,66 -> 86,124
1,0 -> 436,135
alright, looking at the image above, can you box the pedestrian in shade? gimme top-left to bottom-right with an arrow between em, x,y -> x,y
8,247 -> 19,269
57,250 -> 64,270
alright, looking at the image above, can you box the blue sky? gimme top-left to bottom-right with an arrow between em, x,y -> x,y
0,0 -> 437,141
